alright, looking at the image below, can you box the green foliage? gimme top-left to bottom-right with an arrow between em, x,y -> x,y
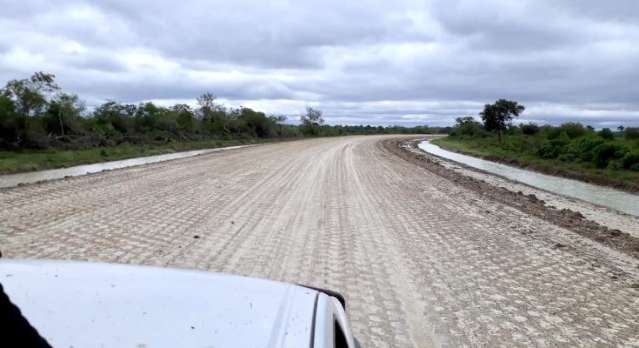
625,127 -> 639,140
520,123 -> 539,135
0,95 -> 20,147
2,72 -> 59,117
445,106 -> 638,179
542,126 -> 562,140
538,136 -> 569,159
598,128 -> 614,140
451,116 -> 484,137
558,122 -> 587,139
593,143 -> 625,169
300,107 -> 324,136
480,99 -> 525,142
570,137 -> 604,162
0,72 -> 436,154
621,152 -> 639,171
42,93 -> 85,136
434,131 -> 639,191
174,104 -> 195,133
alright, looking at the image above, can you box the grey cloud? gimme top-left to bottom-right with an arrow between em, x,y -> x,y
87,0 -> 433,69
1,0 -> 638,127
557,0 -> 639,22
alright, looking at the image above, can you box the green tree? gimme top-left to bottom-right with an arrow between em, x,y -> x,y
135,102 -> 162,132
173,104 -> 195,133
197,93 -> 229,135
453,116 -> 483,137
598,128 -> 614,140
43,93 -> 85,136
0,94 -> 20,147
237,107 -> 274,138
93,101 -> 136,135
1,72 -> 59,117
480,99 -> 525,143
301,107 -> 324,135
269,115 -> 288,136
558,122 -> 588,139
520,123 -> 540,135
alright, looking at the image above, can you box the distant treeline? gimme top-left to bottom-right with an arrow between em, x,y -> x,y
0,72 -> 446,151
447,99 -> 639,172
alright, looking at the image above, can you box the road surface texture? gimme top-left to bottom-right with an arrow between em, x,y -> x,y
1,135 -> 638,347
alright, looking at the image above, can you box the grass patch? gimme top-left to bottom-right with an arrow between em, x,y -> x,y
0,138 -> 268,174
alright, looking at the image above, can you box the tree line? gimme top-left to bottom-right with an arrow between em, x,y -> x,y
449,99 -> 639,171
0,72 -> 444,151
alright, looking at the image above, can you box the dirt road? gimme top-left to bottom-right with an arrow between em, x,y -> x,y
1,136 -> 638,347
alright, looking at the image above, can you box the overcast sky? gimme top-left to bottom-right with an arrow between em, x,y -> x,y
1,1 -> 638,126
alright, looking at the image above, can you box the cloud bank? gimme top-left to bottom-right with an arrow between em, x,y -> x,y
1,0 -> 638,126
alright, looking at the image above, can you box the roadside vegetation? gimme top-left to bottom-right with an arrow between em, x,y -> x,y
0,72 -> 444,173
434,99 -> 639,192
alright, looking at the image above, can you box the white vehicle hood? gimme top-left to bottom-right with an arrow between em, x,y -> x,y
0,260 -> 318,348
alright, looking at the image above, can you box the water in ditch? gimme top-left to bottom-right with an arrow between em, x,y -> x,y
418,141 -> 639,217
0,146 -> 248,189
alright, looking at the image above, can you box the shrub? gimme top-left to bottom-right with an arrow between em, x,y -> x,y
598,128 -> 614,140
452,116 -> 484,137
625,127 -> 639,140
608,159 -> 624,170
558,152 -> 577,162
558,122 -> 587,139
544,127 -> 562,140
593,143 -> 625,169
538,136 -> 569,159
520,123 -> 540,135
23,119 -> 50,149
621,152 -> 639,170
570,137 -> 604,162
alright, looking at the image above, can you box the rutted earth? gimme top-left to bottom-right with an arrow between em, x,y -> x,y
1,135 -> 638,347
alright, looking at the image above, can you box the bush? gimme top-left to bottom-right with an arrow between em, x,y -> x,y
520,123 -> 540,135
538,136 -> 569,159
598,128 -> 614,140
452,117 -> 484,137
570,137 -> 604,162
543,127 -> 562,140
558,152 -> 577,162
608,159 -> 624,170
625,127 -> 639,140
558,122 -> 588,139
621,152 -> 639,170
23,118 -> 50,149
593,143 -> 625,169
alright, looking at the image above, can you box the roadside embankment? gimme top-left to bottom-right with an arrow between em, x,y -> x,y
386,138 -> 639,260
0,138 -> 279,174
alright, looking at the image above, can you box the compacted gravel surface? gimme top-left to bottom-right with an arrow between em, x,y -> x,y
1,135 -> 638,347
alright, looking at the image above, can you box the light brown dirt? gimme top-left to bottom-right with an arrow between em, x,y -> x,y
1,135 -> 639,347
